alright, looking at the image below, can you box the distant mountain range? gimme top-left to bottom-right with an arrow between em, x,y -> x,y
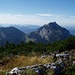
64,26 -> 75,35
10,25 -> 40,33
10,24 -> 75,35
1,24 -> 75,35
0,22 -> 73,45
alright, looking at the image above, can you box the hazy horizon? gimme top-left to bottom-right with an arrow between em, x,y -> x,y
0,22 -> 75,27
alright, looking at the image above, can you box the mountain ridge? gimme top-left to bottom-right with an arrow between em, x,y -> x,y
0,22 -> 73,45
0,27 -> 26,45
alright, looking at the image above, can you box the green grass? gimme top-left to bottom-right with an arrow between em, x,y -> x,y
25,34 -> 35,43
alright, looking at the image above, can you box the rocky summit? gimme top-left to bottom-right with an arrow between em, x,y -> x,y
29,22 -> 72,43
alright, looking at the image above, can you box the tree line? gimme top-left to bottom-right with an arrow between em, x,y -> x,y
0,36 -> 75,59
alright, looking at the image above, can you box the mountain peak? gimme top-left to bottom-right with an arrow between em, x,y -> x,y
29,22 -> 72,43
48,22 -> 57,25
46,22 -> 60,29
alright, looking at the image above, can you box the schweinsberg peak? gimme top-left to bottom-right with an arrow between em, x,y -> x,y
29,22 -> 72,43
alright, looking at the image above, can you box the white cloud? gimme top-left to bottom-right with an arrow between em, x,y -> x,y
0,14 -> 75,26
54,16 -> 75,26
0,14 -> 46,25
37,13 -> 53,17
70,16 -> 75,18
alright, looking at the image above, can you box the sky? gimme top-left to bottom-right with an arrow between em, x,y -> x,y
0,0 -> 75,26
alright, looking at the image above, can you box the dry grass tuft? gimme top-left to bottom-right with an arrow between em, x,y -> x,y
0,55 -> 52,71
0,55 -> 53,75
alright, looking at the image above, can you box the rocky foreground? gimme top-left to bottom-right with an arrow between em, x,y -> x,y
5,50 -> 75,75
